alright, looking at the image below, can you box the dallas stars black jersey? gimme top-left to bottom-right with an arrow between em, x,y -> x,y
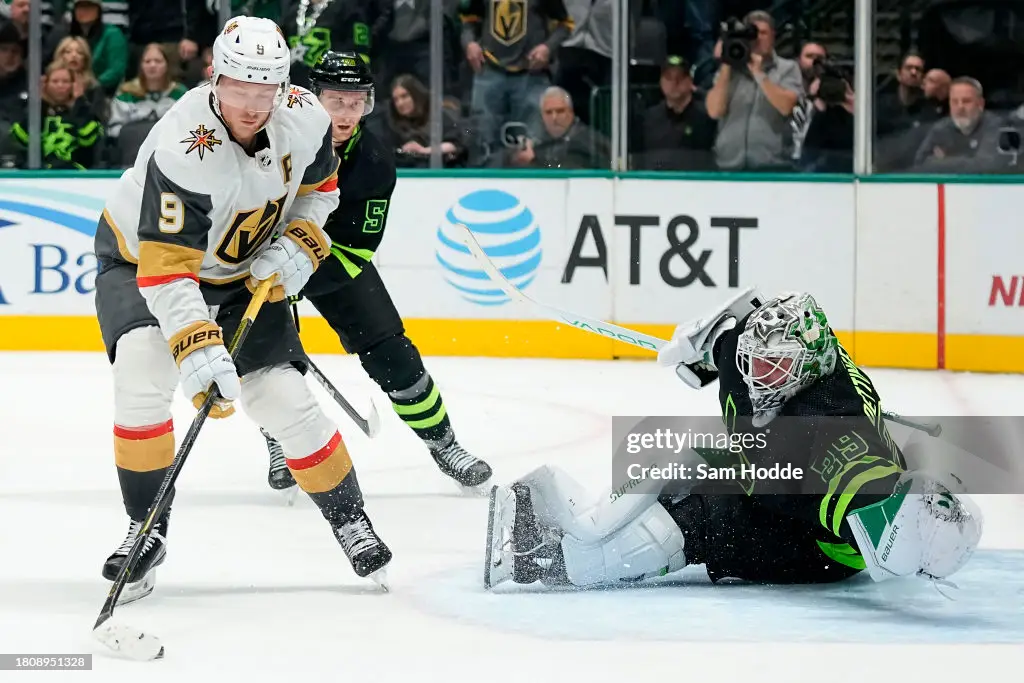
282,0 -> 393,88
315,124 -> 396,281
709,312 -> 907,555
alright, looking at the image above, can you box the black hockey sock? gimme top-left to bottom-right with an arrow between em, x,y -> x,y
113,420 -> 176,520
286,430 -> 365,526
387,372 -> 454,448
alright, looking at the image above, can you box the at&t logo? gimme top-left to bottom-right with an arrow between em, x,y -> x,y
435,189 -> 542,305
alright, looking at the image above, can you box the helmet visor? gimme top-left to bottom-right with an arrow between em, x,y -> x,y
317,87 -> 375,118
215,77 -> 282,113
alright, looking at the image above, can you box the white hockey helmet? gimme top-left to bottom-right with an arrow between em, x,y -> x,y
211,16 -> 291,115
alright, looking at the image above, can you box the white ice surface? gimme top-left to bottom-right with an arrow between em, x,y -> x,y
0,353 -> 1021,682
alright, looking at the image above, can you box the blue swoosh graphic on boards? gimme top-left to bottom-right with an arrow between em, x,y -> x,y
0,184 -> 108,212
0,200 -> 97,237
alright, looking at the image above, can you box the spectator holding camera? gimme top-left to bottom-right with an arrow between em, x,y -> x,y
705,10 -> 802,171
800,61 -> 854,173
913,77 -> 1005,172
791,41 -> 827,163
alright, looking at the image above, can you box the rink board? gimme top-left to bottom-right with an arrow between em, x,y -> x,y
0,173 -> 1021,372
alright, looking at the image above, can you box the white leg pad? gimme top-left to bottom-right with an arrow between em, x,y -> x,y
520,465 -> 664,544
240,364 -> 338,458
561,502 -> 687,587
111,326 -> 178,427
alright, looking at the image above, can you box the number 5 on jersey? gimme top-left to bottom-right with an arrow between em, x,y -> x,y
159,192 -> 184,234
363,199 -> 388,233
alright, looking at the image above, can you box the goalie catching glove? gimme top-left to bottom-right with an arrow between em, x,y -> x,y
249,220 -> 330,300
169,320 -> 240,418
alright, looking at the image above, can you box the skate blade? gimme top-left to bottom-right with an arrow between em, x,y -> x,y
114,571 -> 155,606
368,568 -> 389,592
484,485 -> 515,590
276,485 -> 298,506
459,482 -> 492,497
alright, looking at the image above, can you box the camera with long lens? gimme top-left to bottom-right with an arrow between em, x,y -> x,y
813,57 -> 853,105
719,18 -> 759,69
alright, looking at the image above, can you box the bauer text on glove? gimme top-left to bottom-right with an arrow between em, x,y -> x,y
249,220 -> 330,298
169,321 -> 240,418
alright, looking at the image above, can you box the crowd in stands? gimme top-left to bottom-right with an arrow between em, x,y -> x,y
0,0 -> 1020,173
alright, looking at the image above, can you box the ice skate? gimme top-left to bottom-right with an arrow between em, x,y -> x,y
101,513 -> 169,605
333,510 -> 393,590
484,483 -> 565,589
264,428 -> 297,505
431,438 -> 493,495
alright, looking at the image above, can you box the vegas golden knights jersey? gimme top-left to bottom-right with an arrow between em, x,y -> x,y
95,82 -> 340,289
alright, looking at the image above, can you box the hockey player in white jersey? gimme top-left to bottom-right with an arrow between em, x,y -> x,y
93,16 -> 391,603
484,290 -> 983,592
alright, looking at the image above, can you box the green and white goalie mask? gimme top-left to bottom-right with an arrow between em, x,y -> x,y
735,292 -> 838,426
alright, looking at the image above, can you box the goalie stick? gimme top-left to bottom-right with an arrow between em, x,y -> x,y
456,224 -> 942,439
92,277 -> 278,662
290,302 -> 381,438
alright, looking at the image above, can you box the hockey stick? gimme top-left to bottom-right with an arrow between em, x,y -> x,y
308,360 -> 381,437
92,276 -> 278,662
457,224 -> 942,439
881,411 -> 942,437
455,224 -> 666,352
290,302 -> 381,438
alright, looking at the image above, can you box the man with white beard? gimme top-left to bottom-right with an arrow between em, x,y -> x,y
913,76 -> 1005,170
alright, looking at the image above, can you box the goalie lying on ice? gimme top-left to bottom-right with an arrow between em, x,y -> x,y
484,290 -> 983,590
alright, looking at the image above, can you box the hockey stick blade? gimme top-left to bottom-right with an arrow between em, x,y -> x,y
307,359 -> 379,438
93,620 -> 164,661
456,224 -> 666,352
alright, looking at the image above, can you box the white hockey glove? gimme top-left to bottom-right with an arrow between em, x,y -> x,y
169,321 -> 240,418
847,471 -> 983,585
657,287 -> 766,389
250,220 -> 330,300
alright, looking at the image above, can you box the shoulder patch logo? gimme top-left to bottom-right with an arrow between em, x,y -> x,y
224,20 -> 238,34
180,124 -> 223,160
286,86 -> 312,109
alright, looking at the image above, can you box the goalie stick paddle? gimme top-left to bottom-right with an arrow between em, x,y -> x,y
289,303 -> 381,438
92,276 -> 278,662
457,224 -> 942,438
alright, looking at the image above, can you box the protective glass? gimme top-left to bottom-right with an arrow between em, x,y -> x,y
215,78 -> 282,113
318,88 -> 375,118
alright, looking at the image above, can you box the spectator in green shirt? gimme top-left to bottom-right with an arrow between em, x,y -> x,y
106,42 -> 185,137
66,0 -> 127,94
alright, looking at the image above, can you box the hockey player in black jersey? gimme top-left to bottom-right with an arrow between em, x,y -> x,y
262,51 -> 494,497
484,290 -> 982,590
